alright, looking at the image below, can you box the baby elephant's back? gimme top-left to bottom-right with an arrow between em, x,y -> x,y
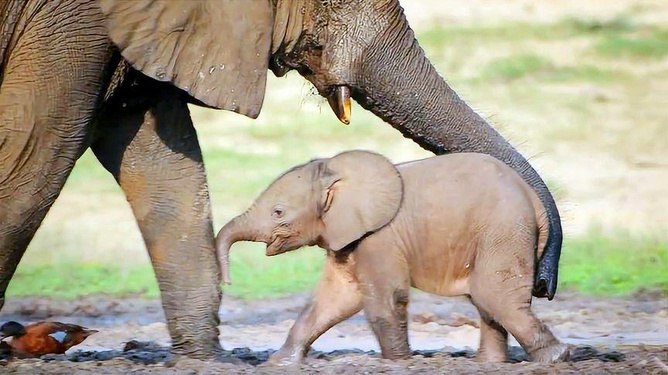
397,153 -> 540,216
395,153 -> 546,284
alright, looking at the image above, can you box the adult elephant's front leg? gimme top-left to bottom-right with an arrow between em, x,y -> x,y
0,0 -> 112,311
92,79 -> 222,359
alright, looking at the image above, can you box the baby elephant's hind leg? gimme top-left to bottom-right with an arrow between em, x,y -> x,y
475,308 -> 508,363
470,240 -> 569,363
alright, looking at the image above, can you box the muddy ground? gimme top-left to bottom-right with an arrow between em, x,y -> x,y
0,292 -> 666,373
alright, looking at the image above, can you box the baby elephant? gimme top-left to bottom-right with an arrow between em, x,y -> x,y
216,150 -> 569,364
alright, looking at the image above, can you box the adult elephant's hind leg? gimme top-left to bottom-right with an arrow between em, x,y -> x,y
0,1 -> 111,310
92,79 -> 222,359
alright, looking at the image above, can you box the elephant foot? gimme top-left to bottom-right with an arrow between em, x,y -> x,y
381,352 -> 412,361
267,346 -> 306,366
169,342 -> 225,362
530,343 -> 570,363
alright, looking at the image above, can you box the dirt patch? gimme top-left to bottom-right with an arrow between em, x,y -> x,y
0,292 -> 666,373
1,344 -> 665,374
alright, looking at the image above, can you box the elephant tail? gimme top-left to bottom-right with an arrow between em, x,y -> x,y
526,183 -> 560,300
534,210 -> 550,261
532,201 -> 559,300
534,226 -> 561,300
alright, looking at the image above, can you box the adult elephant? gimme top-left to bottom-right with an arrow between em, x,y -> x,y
0,0 -> 562,359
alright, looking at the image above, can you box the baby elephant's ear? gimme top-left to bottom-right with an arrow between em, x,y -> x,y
317,151 -> 403,251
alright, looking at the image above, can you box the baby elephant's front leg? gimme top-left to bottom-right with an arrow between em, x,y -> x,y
269,254 -> 362,365
363,287 -> 412,360
356,247 -> 412,360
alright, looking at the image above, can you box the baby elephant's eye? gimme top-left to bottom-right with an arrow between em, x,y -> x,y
272,206 -> 285,219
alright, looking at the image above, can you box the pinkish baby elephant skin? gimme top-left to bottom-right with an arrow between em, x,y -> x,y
215,150 -> 569,364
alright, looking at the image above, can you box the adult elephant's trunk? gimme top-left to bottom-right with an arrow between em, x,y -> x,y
351,5 -> 562,299
215,211 -> 262,285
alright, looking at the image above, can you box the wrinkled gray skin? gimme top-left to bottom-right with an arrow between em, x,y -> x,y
216,151 -> 569,364
1,0 -> 561,359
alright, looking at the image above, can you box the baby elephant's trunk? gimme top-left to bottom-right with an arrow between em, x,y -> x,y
215,224 -> 235,285
215,213 -> 257,284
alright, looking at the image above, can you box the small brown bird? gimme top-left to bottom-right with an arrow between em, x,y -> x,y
0,321 -> 98,358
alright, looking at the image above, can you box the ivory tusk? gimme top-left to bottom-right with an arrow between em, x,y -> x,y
327,86 -> 351,125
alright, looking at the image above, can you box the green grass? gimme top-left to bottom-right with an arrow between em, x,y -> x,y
222,243 -> 324,298
566,15 -> 636,35
417,16 -> 648,53
418,19 -> 638,85
482,54 -> 554,81
7,245 -> 326,300
480,53 -> 624,83
545,65 -> 622,83
8,232 -> 666,299
564,15 -> 668,59
417,20 -> 586,50
595,28 -> 668,59
560,232 -> 668,295
7,264 -> 160,299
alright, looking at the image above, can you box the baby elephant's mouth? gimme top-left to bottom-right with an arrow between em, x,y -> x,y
266,237 -> 288,256
266,234 -> 304,256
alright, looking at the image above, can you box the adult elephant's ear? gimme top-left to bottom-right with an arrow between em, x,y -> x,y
99,0 -> 273,118
317,151 -> 403,251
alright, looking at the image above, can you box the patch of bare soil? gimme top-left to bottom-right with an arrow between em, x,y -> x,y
5,345 -> 667,375
0,292 -> 666,373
